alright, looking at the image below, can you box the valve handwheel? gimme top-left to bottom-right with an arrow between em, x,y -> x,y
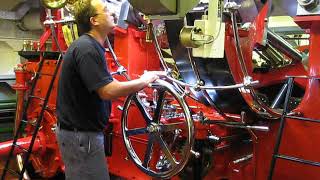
121,79 -> 194,179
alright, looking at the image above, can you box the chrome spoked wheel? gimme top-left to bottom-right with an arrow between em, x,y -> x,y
121,79 -> 194,179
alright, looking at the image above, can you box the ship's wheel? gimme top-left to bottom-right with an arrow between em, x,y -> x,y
121,79 -> 194,179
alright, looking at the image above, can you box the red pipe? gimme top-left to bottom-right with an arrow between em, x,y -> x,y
14,91 -> 24,133
11,65 -> 28,133
0,136 -> 42,157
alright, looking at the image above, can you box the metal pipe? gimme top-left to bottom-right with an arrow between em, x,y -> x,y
105,37 -> 131,80
271,83 -> 288,108
233,154 -> 253,164
208,133 -> 248,143
208,134 -> 220,142
166,76 -> 259,90
203,120 -> 269,132
254,47 -> 271,62
152,26 -> 170,72
0,136 -> 41,157
187,49 -> 202,85
220,123 -> 269,131
227,3 -> 282,118
43,17 -> 75,25
275,154 -> 320,167
229,6 -> 248,77
268,77 -> 294,180
265,44 -> 286,65
267,29 -> 303,63
14,91 -> 24,133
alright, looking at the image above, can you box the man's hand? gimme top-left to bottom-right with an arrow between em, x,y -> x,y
97,71 -> 167,100
139,71 -> 167,85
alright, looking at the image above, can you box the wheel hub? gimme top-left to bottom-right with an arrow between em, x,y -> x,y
147,123 -> 161,133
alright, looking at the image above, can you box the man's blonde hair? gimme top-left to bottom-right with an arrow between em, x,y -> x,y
73,0 -> 97,34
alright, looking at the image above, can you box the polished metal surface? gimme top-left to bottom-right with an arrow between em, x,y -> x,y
227,2 -> 249,77
179,27 -> 202,48
165,76 -> 259,90
152,26 -> 170,72
121,79 -> 194,179
42,0 -> 67,9
228,4 -> 282,118
202,119 -> 270,131
42,0 -> 77,9
267,29 -> 302,64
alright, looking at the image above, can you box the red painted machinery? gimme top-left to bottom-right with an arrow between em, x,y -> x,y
1,0 -> 320,180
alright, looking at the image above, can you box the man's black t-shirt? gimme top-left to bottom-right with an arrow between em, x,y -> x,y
57,34 -> 113,131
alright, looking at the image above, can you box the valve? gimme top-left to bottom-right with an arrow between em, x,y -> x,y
121,79 -> 194,179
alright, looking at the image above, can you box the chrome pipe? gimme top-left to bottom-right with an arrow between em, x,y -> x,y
187,48 -> 203,85
233,154 -> 253,164
218,123 -> 269,131
230,8 -> 249,77
106,37 -> 131,80
203,119 -> 269,132
271,83 -> 288,108
226,2 -> 282,118
267,29 -> 302,63
165,76 -> 259,90
152,26 -> 170,72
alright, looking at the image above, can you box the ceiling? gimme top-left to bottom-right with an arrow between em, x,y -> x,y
0,0 -> 40,20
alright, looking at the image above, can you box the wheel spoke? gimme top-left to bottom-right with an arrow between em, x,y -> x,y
142,134 -> 155,168
122,80 -> 194,179
153,89 -> 166,123
133,95 -> 152,124
155,135 -> 178,166
159,122 -> 184,132
126,127 -> 148,136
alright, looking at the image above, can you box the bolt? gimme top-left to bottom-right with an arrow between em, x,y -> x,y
297,0 -> 319,10
190,150 -> 200,158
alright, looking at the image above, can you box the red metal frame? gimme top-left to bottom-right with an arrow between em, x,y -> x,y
224,5 -> 320,180
1,2 -> 320,180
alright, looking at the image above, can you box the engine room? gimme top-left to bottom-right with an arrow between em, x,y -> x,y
0,0 -> 319,179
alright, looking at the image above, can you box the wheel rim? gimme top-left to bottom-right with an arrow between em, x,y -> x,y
121,79 -> 194,179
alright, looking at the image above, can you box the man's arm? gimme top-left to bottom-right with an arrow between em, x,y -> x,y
96,71 -> 163,100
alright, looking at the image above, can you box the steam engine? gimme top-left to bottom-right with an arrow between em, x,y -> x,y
1,0 -> 320,180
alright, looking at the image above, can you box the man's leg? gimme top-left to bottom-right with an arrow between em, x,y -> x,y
56,128 -> 110,180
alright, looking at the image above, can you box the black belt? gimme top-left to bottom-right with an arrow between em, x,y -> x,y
57,122 -> 85,132
57,122 -> 100,132
57,122 -> 80,131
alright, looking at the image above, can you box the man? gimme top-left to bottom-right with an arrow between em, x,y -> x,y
55,0 -> 161,179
